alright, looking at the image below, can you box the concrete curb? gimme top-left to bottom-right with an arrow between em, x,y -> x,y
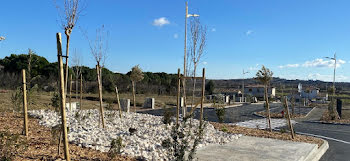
304,139 -> 329,161
303,107 -> 316,118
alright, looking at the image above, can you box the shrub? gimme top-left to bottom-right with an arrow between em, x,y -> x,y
163,106 -> 174,124
215,107 -> 225,123
162,116 -> 207,161
221,126 -> 228,132
10,87 -> 22,112
108,136 -> 124,159
50,92 -> 60,112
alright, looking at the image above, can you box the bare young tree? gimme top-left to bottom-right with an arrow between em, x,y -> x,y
188,17 -> 207,109
84,25 -> 109,128
71,50 -> 82,100
55,0 -> 84,93
130,65 -> 144,111
256,65 -> 273,132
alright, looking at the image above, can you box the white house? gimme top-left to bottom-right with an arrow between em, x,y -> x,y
244,85 -> 276,99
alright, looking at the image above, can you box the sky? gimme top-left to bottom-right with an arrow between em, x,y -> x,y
1,0 -> 350,82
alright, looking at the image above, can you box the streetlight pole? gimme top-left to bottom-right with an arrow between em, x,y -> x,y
325,52 -> 338,119
183,1 -> 199,116
325,52 -> 336,96
242,70 -> 249,102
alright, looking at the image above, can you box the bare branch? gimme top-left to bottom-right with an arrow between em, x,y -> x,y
82,25 -> 109,67
54,0 -> 86,35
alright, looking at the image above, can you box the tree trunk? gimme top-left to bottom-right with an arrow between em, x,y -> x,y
291,97 -> 295,116
80,73 -> 83,110
284,97 -> 295,139
132,81 -> 136,111
192,66 -> 197,109
69,74 -> 72,111
64,34 -> 70,96
265,85 -> 272,132
96,64 -> 105,128
115,86 -> 122,118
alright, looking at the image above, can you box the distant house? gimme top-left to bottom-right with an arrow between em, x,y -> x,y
293,87 -> 322,102
244,85 -> 276,99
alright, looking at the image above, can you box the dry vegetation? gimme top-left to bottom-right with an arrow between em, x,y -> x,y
320,109 -> 350,124
211,122 -> 324,147
0,112 -> 135,161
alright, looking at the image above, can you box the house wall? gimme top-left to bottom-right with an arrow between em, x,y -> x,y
244,87 -> 275,98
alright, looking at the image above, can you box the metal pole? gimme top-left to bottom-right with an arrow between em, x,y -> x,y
333,53 -> 336,96
182,1 -> 188,117
242,70 -> 245,102
177,68 -> 181,125
22,69 -> 28,137
56,32 -> 70,161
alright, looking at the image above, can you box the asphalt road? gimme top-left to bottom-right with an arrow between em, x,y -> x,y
139,103 -> 349,160
293,122 -> 350,161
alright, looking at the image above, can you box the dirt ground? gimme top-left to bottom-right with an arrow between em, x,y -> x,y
211,122 -> 324,147
0,112 -> 135,161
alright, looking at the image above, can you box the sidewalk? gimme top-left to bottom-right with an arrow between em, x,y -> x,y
296,107 -> 326,122
195,135 -> 326,161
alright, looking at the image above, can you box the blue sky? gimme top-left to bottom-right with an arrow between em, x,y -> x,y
1,0 -> 350,82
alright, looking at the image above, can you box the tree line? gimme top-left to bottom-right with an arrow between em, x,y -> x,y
0,52 -> 179,95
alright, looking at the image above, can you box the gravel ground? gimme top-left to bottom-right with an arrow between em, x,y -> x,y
232,118 -> 296,130
28,109 -> 241,161
139,103 -> 284,123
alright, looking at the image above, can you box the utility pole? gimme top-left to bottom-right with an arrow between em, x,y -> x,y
242,70 -> 249,102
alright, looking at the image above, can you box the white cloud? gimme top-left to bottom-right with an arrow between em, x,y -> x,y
203,61 -> 208,65
173,33 -> 178,39
302,58 -> 346,68
211,28 -> 216,32
307,73 -> 348,82
152,17 -> 170,27
278,64 -> 300,69
246,30 -> 253,35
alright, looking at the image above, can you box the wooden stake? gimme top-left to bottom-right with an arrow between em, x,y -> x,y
22,69 -> 28,137
176,68 -> 181,124
80,73 -> 83,110
115,86 -> 122,118
200,68 -> 205,125
69,74 -> 72,111
56,32 -> 71,161
284,97 -> 295,139
96,64 -> 105,128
